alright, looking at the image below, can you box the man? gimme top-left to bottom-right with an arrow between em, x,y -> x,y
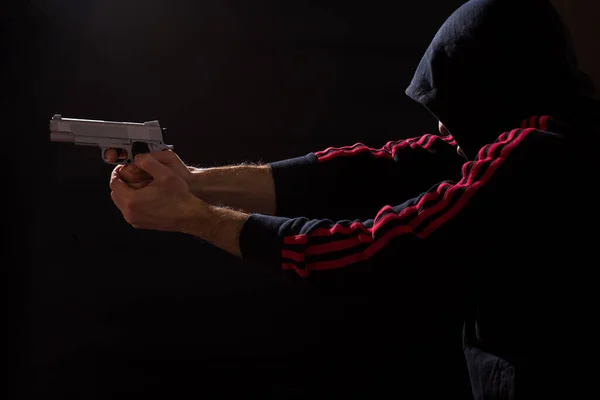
108,0 -> 598,398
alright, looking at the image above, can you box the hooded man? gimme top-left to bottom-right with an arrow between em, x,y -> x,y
109,0 -> 599,398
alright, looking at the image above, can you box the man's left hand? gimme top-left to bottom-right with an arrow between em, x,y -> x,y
110,152 -> 206,232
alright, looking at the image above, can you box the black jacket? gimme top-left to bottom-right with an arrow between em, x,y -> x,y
240,0 -> 599,398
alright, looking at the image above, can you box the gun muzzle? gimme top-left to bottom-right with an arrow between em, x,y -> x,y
50,132 -> 75,143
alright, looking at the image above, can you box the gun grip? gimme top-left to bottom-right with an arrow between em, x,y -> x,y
131,142 -> 151,160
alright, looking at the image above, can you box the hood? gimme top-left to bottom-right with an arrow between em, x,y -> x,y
406,0 -> 599,158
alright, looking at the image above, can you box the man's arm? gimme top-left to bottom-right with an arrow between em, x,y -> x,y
189,164 -> 277,216
190,134 -> 464,220
180,127 -> 549,276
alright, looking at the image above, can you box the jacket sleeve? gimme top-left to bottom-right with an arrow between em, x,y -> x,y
268,134 -> 463,220
241,127 -> 541,280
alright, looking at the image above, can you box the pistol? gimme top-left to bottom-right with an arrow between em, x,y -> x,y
49,114 -> 173,165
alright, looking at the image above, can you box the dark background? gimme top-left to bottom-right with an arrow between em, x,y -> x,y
5,0 -> 599,398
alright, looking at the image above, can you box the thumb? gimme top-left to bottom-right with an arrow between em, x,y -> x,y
110,167 -> 135,195
150,149 -> 182,166
134,153 -> 171,179
151,150 -> 190,174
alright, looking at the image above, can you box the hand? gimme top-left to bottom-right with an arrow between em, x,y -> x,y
110,152 -> 208,232
105,148 -> 195,189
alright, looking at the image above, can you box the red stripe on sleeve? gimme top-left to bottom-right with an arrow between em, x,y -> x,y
520,115 -> 553,130
539,116 -> 549,131
529,116 -> 537,128
281,250 -> 305,262
283,128 -> 532,272
441,135 -> 457,146
306,129 -> 518,239
314,134 -> 454,163
283,235 -> 308,246
282,263 -> 310,278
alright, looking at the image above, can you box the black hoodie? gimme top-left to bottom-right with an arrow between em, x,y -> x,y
405,0 -> 599,159
239,0 -> 598,398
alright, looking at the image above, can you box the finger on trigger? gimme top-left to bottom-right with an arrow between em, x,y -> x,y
104,148 -> 118,163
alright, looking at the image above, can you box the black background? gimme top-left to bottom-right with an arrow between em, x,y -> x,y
5,0 -> 599,398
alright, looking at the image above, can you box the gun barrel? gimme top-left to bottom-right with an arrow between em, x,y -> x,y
50,132 -> 75,143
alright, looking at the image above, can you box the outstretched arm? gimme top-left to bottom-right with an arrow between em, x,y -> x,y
191,133 -> 464,220
182,128 -> 541,274
112,119 -> 561,287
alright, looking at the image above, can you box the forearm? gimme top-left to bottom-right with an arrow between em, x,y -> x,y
178,197 -> 249,258
189,164 -> 276,215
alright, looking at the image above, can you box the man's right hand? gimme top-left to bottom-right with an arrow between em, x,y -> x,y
104,148 -> 195,189
105,148 -> 276,215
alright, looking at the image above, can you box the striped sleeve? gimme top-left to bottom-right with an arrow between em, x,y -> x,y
240,128 -> 535,277
268,133 -> 463,220
520,115 -> 550,130
312,134 -> 457,161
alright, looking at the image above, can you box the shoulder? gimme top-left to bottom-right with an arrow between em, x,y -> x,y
481,117 -> 569,167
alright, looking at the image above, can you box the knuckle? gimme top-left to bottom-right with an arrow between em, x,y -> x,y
164,174 -> 180,186
163,172 -> 176,182
123,166 -> 138,177
159,150 -> 177,163
119,171 -> 134,182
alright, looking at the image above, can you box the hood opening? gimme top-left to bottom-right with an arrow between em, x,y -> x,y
406,0 -> 598,159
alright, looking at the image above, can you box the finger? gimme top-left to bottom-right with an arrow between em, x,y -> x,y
110,190 -> 123,209
128,181 -> 151,189
150,150 -> 188,172
149,149 -> 181,165
104,148 -> 118,163
119,163 -> 152,183
113,164 -> 152,189
110,170 -> 136,195
134,153 -> 172,179
110,190 -> 130,218
111,164 -> 152,189
104,148 -> 129,163
111,165 -> 124,182
150,150 -> 190,175
112,167 -> 148,190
